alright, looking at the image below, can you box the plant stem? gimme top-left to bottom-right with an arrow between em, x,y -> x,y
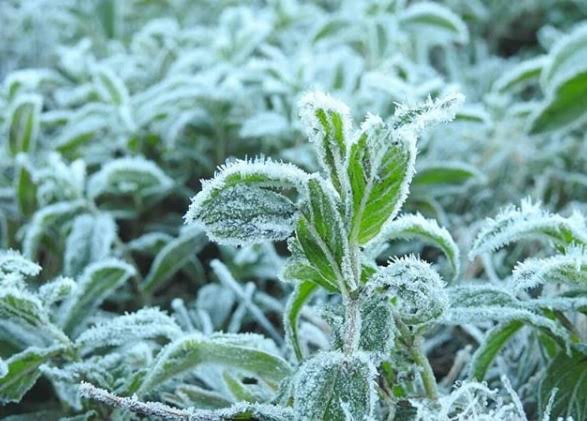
343,295 -> 361,354
410,335 -> 438,400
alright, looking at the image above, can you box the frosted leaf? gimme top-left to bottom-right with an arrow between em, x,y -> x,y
512,246 -> 587,291
284,280 -> 318,362
347,113 -> 417,244
127,232 -> 173,255
0,249 -> 41,282
541,23 -> 587,91
185,158 -> 309,246
411,161 -> 485,198
6,94 -> 42,156
38,276 -> 76,307
469,320 -> 524,381
0,287 -> 67,347
294,176 -> 351,290
444,285 -> 570,343
292,351 -> 376,421
75,308 -> 182,356
493,55 -> 549,94
410,379 -> 526,420
368,213 -> 460,281
93,65 -> 130,106
469,199 -> 587,259
369,256 -> 448,325
392,92 -> 464,135
399,2 -> 469,44
136,333 -> 291,397
196,284 -> 236,329
298,91 -> 352,195
281,257 -> 339,292
529,68 -> 587,134
87,157 -> 173,200
0,345 -> 63,405
35,153 -> 86,205
23,199 -> 87,260
58,258 -> 136,336
81,382 -> 295,420
359,292 -> 396,355
64,213 -> 117,276
141,225 -> 207,295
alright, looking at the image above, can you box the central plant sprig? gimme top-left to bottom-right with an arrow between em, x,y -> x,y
185,90 -> 463,418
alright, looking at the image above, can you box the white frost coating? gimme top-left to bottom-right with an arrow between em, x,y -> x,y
87,156 -> 173,199
38,276 -> 76,307
0,249 -> 41,280
394,92 -> 465,135
292,351 -> 377,420
64,213 -> 117,275
23,199 -> 87,259
368,213 -> 460,280
399,2 -> 469,44
541,23 -> 587,90
80,382 -> 294,420
512,245 -> 587,291
297,90 -> 352,145
410,378 -> 526,420
184,156 -> 310,226
470,199 -> 587,259
493,55 -> 550,93
75,308 -> 182,355
0,358 -> 6,378
370,256 -> 448,325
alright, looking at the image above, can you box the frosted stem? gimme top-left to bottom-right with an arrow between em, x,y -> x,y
343,296 -> 361,354
410,335 -> 438,400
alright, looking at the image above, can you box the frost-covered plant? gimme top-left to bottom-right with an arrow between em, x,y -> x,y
450,199 -> 587,420
177,91 -> 463,419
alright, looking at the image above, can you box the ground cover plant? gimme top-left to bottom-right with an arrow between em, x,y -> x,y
1,0 -> 587,420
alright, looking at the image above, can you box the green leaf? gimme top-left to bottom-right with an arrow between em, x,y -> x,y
94,66 -> 129,106
58,259 -> 136,336
370,213 -> 460,281
75,308 -> 182,356
141,226 -> 207,295
359,293 -> 396,354
411,162 -> 484,197
284,280 -> 318,362
444,285 -> 570,343
88,157 -> 173,201
529,70 -> 587,134
0,346 -> 63,404
512,247 -> 587,291
541,24 -> 587,90
170,384 -> 232,409
538,350 -> 587,420
293,352 -> 376,420
294,177 -> 349,290
185,158 -> 309,246
399,2 -> 469,44
469,320 -> 524,381
136,333 -> 291,397
493,56 -> 549,93
348,114 -> 416,244
15,157 -> 37,218
0,288 -> 67,348
281,258 -> 338,292
6,95 -> 42,156
298,92 -> 352,195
